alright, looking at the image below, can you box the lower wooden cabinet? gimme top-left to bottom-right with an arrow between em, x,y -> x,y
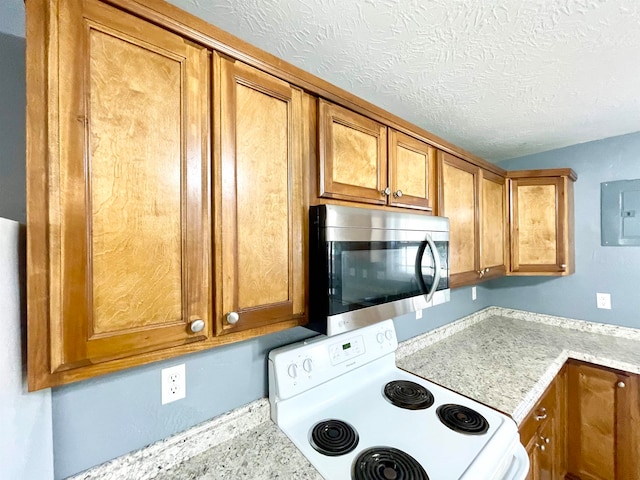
566,360 -> 640,480
520,361 -> 640,480
524,415 -> 555,480
520,367 -> 567,480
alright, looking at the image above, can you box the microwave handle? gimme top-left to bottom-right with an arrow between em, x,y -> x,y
415,233 -> 441,304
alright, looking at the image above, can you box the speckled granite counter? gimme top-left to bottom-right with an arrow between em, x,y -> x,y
396,307 -> 640,424
69,307 -> 640,480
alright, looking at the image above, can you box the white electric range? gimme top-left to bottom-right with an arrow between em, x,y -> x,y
268,319 -> 529,480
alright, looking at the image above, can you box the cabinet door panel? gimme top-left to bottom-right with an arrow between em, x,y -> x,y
439,152 -> 479,285
318,100 -> 387,204
388,130 -> 436,210
217,56 -> 304,334
480,171 -> 508,277
567,361 -> 638,480
48,0 -> 211,372
510,177 -> 569,274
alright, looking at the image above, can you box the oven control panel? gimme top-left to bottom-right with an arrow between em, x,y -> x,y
329,335 -> 364,365
268,320 -> 398,401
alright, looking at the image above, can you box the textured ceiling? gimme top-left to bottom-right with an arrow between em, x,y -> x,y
3,0 -> 640,162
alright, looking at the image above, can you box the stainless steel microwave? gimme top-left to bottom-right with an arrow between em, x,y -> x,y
308,204 -> 450,335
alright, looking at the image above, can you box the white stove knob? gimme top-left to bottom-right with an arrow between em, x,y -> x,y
287,363 -> 297,378
385,329 -> 393,341
376,333 -> 384,344
303,358 -> 313,373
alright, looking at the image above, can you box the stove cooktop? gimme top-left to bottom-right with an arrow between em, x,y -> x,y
268,320 -> 529,480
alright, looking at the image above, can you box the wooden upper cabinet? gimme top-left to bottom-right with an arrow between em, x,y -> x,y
439,152 -> 479,286
509,170 -> 576,275
318,100 -> 436,211
318,100 -> 388,205
566,361 -> 640,480
480,171 -> 509,279
388,130 -> 437,210
27,0 -> 211,389
438,151 -> 508,287
215,54 -> 306,335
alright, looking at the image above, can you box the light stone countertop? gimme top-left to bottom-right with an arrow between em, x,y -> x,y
70,306 -> 640,480
396,308 -> 640,424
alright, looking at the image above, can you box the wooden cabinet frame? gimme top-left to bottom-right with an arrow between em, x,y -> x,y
214,54 -> 306,335
509,170 -> 576,275
318,100 -> 388,205
26,0 -> 308,390
317,100 -> 437,211
566,360 -> 640,480
388,129 -> 437,211
438,151 -> 508,287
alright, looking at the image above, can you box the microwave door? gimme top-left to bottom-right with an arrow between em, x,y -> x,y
414,233 -> 441,303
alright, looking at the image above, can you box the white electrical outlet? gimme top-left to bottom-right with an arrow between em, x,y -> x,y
472,286 -> 477,301
161,364 -> 186,405
415,309 -> 423,320
596,293 -> 611,310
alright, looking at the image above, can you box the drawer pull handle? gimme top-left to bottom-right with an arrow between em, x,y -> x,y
534,407 -> 547,421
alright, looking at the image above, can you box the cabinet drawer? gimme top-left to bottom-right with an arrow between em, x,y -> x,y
520,376 -> 559,444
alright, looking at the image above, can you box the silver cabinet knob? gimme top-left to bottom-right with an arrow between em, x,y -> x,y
227,311 -> 240,325
381,187 -> 391,196
190,319 -> 205,333
536,443 -> 546,452
477,270 -> 484,278
617,381 -> 626,388
484,267 -> 490,273
560,264 -> 567,270
393,190 -> 403,198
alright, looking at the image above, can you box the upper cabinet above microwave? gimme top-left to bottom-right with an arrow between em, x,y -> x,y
318,100 -> 437,212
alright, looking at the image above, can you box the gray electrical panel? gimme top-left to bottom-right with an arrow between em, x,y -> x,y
601,179 -> 640,246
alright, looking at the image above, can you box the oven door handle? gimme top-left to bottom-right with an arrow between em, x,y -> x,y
415,233 -> 441,304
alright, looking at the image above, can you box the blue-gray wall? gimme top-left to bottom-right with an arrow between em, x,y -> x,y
0,26 -> 492,480
486,132 -> 640,329
0,32 -> 25,224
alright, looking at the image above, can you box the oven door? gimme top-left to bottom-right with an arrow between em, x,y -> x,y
308,214 -> 450,335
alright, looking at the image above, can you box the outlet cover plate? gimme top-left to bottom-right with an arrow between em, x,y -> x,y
596,293 -> 611,310
161,364 -> 186,405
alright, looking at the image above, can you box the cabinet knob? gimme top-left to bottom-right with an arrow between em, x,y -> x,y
536,443 -> 546,452
381,187 -> 391,196
617,381 -> 626,388
534,407 -> 547,421
560,264 -> 567,270
227,311 -> 240,325
477,270 -> 484,278
484,267 -> 490,273
393,189 -> 403,198
189,319 -> 205,333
